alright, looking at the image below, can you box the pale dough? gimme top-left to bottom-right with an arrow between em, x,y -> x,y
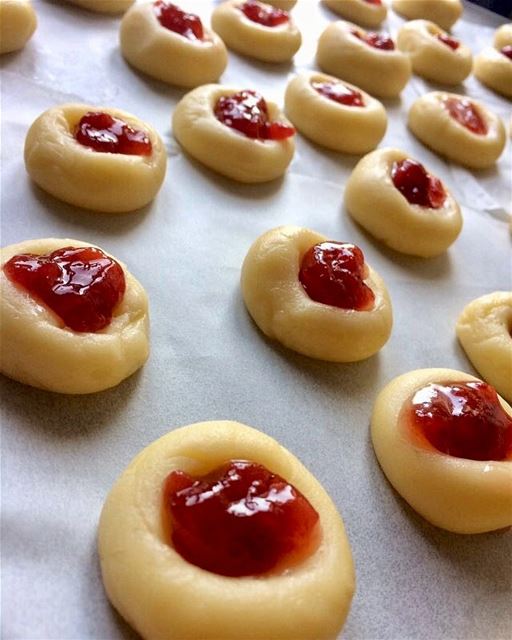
474,47 -> 512,99
371,368 -> 512,533
0,0 -> 36,54
392,0 -> 462,31
316,20 -> 411,98
323,0 -> 387,29
98,420 -> 355,640
344,148 -> 462,257
0,238 -> 149,394
211,0 -> 301,63
240,225 -> 393,362
24,103 -> 167,213
456,292 -> 512,404
120,2 -> 228,88
284,71 -> 387,154
397,20 -> 472,85
494,23 -> 512,49
267,0 -> 296,9
408,92 -> 506,169
172,84 -> 295,183
65,0 -> 134,13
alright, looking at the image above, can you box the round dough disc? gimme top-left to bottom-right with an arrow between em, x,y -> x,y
371,368 -> 512,533
392,0 -> 463,31
0,238 -> 149,394
0,0 -> 37,54
99,420 -> 355,640
323,0 -> 387,29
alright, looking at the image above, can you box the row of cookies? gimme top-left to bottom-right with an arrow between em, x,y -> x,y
4,1 -> 511,100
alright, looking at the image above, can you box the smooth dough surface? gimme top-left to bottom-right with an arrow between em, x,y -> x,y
344,148 -> 462,257
284,72 -> 387,154
173,84 -> 295,183
99,420 -> 355,640
392,0 -> 462,31
494,23 -> 512,49
316,21 -> 411,98
474,47 -> 512,99
120,2 -> 228,88
323,0 -> 387,28
241,225 -> 393,362
211,0 -> 301,63
65,0 -> 134,13
0,0 -> 36,54
266,0 -> 297,9
408,92 -> 506,169
24,103 -> 167,212
371,368 -> 512,533
0,238 -> 149,394
456,292 -> 512,404
397,20 -> 472,85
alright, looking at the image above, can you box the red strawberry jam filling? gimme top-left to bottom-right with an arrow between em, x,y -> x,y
3,247 -> 125,333
240,0 -> 289,27
437,34 -> 460,50
214,90 -> 295,140
153,1 -> 204,40
501,45 -> 512,61
392,159 -> 446,208
299,242 -> 375,311
408,381 -> 512,461
443,97 -> 488,135
75,112 -> 152,156
352,29 -> 395,50
364,0 -> 382,4
312,81 -> 365,107
163,460 -> 320,577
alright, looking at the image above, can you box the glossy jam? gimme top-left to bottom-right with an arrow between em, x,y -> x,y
312,81 -> 365,107
153,1 -> 204,40
501,45 -> 512,61
3,247 -> 125,332
444,97 -> 488,135
437,34 -> 460,50
75,112 -> 152,156
214,90 -> 295,140
352,29 -> 395,51
364,0 -> 382,4
409,381 -> 512,461
240,0 -> 289,27
163,460 -> 320,577
299,242 -> 375,311
392,159 -> 446,209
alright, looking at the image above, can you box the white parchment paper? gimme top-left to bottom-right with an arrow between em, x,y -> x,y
1,1 -> 511,639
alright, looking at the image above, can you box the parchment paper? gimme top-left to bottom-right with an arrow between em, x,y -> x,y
1,1 -> 511,639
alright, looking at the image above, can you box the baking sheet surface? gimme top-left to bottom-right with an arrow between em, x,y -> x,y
1,1 -> 511,639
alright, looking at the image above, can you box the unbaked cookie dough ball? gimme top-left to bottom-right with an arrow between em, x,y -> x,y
284,71 -> 387,154
0,238 -> 149,394
24,104 -> 167,212
345,148 -> 462,257
371,368 -> 512,533
65,0 -> 134,13
211,0 -> 301,63
0,0 -> 36,54
397,20 -> 472,85
323,0 -> 387,29
408,92 -> 506,169
456,292 -> 512,404
267,0 -> 297,9
241,225 -> 393,362
120,1 -> 228,88
173,84 -> 295,183
99,420 -> 355,640
392,0 -> 462,31
474,46 -> 512,99
317,20 -> 411,98
494,23 -> 512,49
